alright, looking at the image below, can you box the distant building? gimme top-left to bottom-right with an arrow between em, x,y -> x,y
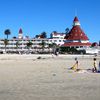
0,16 -> 99,54
51,31 -> 66,39
0,29 -> 66,53
49,31 -> 66,45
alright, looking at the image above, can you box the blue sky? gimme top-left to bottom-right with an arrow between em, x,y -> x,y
0,0 -> 100,42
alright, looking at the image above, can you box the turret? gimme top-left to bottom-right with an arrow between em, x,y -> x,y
18,28 -> 23,39
73,16 -> 80,26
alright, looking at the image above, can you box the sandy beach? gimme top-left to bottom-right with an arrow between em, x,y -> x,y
0,54 -> 100,100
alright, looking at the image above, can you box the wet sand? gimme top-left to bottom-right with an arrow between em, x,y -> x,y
0,54 -> 100,100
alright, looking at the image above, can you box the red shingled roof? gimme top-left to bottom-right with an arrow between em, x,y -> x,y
73,16 -> 79,22
63,17 -> 91,47
65,26 -> 89,40
65,16 -> 89,40
19,28 -> 23,34
62,42 -> 91,46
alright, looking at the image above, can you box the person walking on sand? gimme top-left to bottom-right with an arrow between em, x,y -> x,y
92,58 -> 97,72
70,57 -> 78,71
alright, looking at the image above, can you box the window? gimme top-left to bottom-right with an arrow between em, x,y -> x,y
75,30 -> 77,32
80,46 -> 83,48
59,40 -> 61,42
54,40 -> 57,42
75,34 -> 77,36
76,46 -> 79,48
50,40 -> 52,42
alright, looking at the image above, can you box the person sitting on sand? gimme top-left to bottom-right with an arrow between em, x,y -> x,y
92,58 -> 97,72
70,57 -> 78,71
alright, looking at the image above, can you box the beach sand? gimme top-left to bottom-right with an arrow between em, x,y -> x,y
0,54 -> 100,100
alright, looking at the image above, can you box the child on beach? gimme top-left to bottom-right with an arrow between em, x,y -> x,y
92,58 -> 97,72
70,57 -> 78,71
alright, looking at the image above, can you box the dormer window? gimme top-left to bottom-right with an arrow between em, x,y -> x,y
75,34 -> 77,36
75,30 -> 77,32
81,34 -> 82,36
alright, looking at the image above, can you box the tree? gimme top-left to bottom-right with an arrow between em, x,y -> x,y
26,41 -> 33,54
65,28 -> 69,34
60,47 -> 70,54
48,43 -> 59,54
35,35 -> 40,38
52,31 -> 57,33
39,40 -> 46,52
52,43 -> 57,48
41,32 -> 47,38
91,42 -> 98,47
70,47 -> 77,54
48,43 -> 54,53
50,31 -> 57,38
16,41 -> 19,49
15,40 -> 20,49
15,41 -> 20,53
13,36 -> 17,39
26,41 -> 33,49
4,39 -> 9,53
4,29 -> 11,39
60,47 -> 78,54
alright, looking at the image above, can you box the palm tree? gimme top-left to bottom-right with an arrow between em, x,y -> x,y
4,39 -> 9,53
26,41 -> 33,53
40,32 -> 47,38
35,35 -> 39,38
48,43 -> 57,54
15,41 -> 19,49
65,28 -> 69,34
4,29 -> 11,39
39,40 -> 46,53
48,43 -> 53,53
15,40 -> 20,53
50,31 -> 57,38
53,31 -> 57,33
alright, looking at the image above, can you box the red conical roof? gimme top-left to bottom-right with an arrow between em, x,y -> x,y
73,16 -> 79,22
65,26 -> 89,40
65,17 -> 89,40
19,28 -> 23,34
